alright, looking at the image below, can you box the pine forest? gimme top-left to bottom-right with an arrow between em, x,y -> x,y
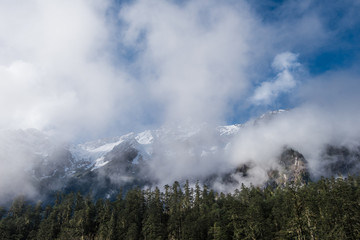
1,176 -> 360,240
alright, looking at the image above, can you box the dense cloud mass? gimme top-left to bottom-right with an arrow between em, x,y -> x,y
0,0 -> 360,199
0,0 -> 358,137
119,0 -> 259,125
0,1 -> 126,138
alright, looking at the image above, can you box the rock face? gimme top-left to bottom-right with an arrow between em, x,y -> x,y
63,139 -> 150,199
206,148 -> 311,189
267,148 -> 310,187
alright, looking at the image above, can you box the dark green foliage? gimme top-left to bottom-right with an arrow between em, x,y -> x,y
1,176 -> 360,239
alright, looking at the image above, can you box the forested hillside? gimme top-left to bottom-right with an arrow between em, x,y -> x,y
1,176 -> 360,240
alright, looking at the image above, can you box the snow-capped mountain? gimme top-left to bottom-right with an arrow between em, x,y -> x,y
67,121 -> 247,177
0,121 -> 245,202
1,109 -> 359,202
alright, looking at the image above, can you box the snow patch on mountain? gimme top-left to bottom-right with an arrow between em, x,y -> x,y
92,156 -> 109,171
135,130 -> 154,145
217,124 -> 242,136
87,140 -> 125,153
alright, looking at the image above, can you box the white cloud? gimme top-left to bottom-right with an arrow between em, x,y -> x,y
229,96 -> 360,188
0,0 -> 139,139
119,0 -> 261,125
251,52 -> 300,105
272,52 -> 300,71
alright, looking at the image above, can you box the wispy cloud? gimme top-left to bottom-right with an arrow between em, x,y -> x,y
251,52 -> 301,105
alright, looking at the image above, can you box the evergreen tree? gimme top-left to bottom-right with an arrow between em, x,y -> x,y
123,188 -> 145,240
142,187 -> 166,240
167,181 -> 183,240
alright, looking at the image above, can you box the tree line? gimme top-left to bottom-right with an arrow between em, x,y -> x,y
1,176 -> 360,239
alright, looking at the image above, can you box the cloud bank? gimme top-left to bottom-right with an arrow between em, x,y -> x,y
0,0 -> 136,140
1,0 -> 357,137
119,0 -> 262,126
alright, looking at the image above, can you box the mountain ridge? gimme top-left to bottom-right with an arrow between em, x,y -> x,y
1,109 -> 359,203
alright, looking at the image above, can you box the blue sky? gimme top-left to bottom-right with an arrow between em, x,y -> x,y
233,0 -> 360,123
0,0 -> 359,141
